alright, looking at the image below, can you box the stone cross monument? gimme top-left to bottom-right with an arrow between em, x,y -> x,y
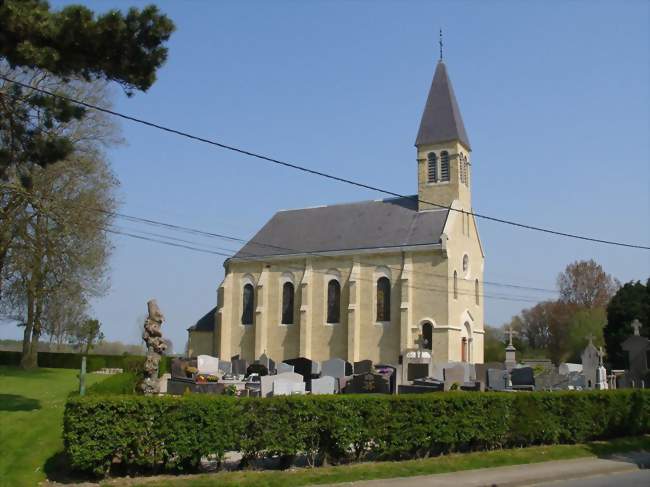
505,326 -> 517,371
140,299 -> 168,395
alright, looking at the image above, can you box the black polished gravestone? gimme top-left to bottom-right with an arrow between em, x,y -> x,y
375,364 -> 397,394
231,359 -> 248,377
284,357 -> 314,391
344,372 -> 390,394
398,384 -> 443,394
354,360 -> 373,375
510,367 -> 535,391
407,363 -> 429,381
246,363 -> 269,377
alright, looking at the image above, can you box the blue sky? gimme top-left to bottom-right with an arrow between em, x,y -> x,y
2,1 -> 649,351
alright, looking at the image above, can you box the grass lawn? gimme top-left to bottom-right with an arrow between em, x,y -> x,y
121,436 -> 650,487
0,365 -> 106,487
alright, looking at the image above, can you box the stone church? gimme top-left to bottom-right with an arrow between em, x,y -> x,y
188,59 -> 485,365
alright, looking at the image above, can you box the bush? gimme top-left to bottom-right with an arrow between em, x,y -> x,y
63,390 -> 650,477
86,373 -> 139,396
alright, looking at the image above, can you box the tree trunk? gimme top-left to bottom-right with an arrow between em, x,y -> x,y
20,289 -> 37,369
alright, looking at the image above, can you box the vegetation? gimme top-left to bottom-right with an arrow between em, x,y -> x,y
68,318 -> 104,354
132,436 -> 650,487
605,279 -> 650,368
0,366 -> 107,486
85,372 -> 138,396
0,1 -> 174,369
64,390 -> 650,477
0,349 -> 171,375
503,259 -> 621,364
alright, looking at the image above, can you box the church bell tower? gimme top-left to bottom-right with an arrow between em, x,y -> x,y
415,58 -> 472,211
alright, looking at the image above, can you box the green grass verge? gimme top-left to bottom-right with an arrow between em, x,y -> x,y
0,365 -> 107,487
123,436 -> 650,487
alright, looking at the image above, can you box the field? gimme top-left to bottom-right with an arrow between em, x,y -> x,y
0,366 -> 106,486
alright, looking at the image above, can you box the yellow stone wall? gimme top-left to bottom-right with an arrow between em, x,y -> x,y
417,140 -> 472,210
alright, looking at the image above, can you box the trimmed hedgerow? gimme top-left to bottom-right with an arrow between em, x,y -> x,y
85,373 -> 139,396
0,350 -> 171,375
63,390 -> 650,477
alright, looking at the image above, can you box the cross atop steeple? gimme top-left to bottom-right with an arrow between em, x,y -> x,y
439,29 -> 443,62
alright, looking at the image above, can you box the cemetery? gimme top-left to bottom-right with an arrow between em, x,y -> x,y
60,302 -> 650,477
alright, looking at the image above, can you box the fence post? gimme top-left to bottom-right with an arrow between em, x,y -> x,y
79,356 -> 86,396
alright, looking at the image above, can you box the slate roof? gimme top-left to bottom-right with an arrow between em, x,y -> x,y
187,306 -> 216,332
231,196 -> 449,260
415,61 -> 471,150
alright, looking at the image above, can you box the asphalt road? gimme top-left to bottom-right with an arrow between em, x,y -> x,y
530,469 -> 650,487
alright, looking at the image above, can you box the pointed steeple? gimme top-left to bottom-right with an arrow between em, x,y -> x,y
415,61 -> 471,150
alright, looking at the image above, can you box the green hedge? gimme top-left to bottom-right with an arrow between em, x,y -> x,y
64,390 -> 650,476
86,373 -> 139,396
0,350 -> 171,375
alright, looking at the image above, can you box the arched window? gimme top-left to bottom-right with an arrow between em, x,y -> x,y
462,254 -> 469,274
422,322 -> 433,350
427,152 -> 438,183
440,151 -> 450,181
281,282 -> 294,324
475,279 -> 480,305
241,283 -> 255,325
453,271 -> 458,299
376,277 -> 391,322
327,279 -> 341,323
459,153 -> 465,184
466,157 -> 470,187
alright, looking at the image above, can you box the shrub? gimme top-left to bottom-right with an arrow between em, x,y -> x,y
86,373 -> 139,396
63,390 -> 650,477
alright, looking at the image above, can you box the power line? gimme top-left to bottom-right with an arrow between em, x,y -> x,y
2,75 -> 648,251
107,226 -> 541,304
2,183 -> 559,295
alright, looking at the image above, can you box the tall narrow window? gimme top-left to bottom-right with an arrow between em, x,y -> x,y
439,151 -> 450,181
453,271 -> 458,299
422,322 -> 433,350
475,279 -> 480,305
427,152 -> 438,183
466,158 -> 470,187
376,277 -> 391,322
327,279 -> 341,323
241,284 -> 255,325
281,282 -> 294,324
459,153 -> 465,184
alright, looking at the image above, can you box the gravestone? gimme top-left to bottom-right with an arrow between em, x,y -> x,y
398,384 -> 443,394
430,363 -> 446,381
510,367 -> 535,391
460,382 -> 482,391
345,360 -> 354,376
581,336 -> 600,389
311,360 -> 322,376
354,360 -> 373,375
322,358 -> 347,378
258,353 -> 270,368
171,358 -> 189,379
218,360 -> 232,375
311,375 -> 336,395
567,371 -> 586,389
231,359 -> 248,377
487,368 -> 508,391
407,363 -> 430,381
284,357 -> 314,391
276,362 -> 294,374
443,364 -> 466,390
375,364 -> 397,394
474,363 -> 489,386
273,379 -> 306,395
197,355 -> 220,375
344,372 -> 390,394
246,363 -> 269,377
559,363 -> 583,375
621,320 -> 650,388
260,374 -> 274,397
402,346 -> 432,384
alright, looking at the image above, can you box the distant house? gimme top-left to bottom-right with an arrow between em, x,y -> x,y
188,59 -> 484,365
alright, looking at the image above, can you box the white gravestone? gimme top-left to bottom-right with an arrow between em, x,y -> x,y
322,358 -> 347,378
311,375 -> 336,395
276,362 -> 295,374
197,355 -> 220,376
273,379 -> 306,396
